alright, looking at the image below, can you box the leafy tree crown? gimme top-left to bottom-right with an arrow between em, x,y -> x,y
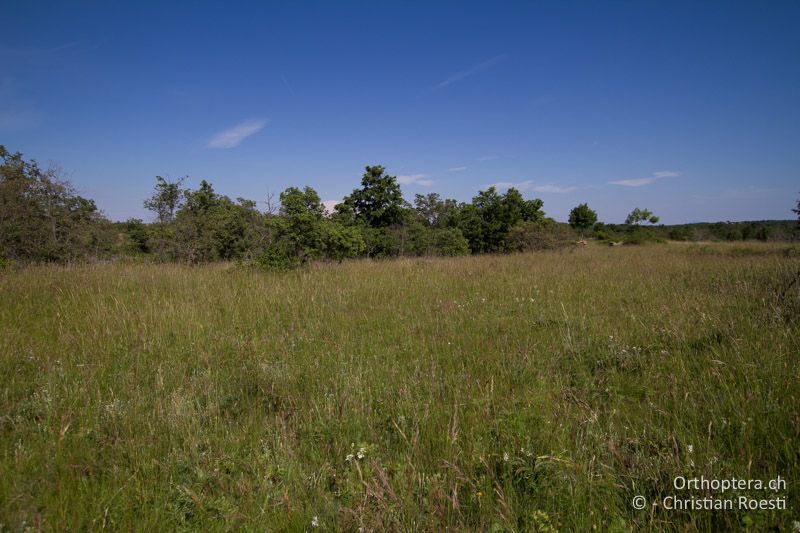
568,203 -> 598,231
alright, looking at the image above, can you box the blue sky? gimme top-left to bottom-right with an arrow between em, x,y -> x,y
2,1 -> 799,223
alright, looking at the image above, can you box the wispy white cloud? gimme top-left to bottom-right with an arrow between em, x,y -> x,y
490,180 -> 577,194
531,184 -> 578,194
653,171 -> 681,178
207,119 -> 267,149
448,166 -> 467,172
610,170 -> 681,187
610,177 -> 658,187
397,174 -> 434,187
477,155 -> 498,161
433,54 -> 508,90
322,199 -> 341,214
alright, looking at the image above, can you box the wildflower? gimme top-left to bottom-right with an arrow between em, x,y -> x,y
357,446 -> 366,460
687,444 -> 693,454
476,491 -> 483,498
503,452 -> 509,462
311,516 -> 319,528
345,454 -> 354,463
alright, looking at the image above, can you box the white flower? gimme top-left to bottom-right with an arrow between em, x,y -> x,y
503,452 -> 509,462
311,516 -> 319,528
345,454 -> 354,463
357,447 -> 366,460
687,445 -> 693,454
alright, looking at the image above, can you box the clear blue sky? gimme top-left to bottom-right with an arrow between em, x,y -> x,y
2,1 -> 799,223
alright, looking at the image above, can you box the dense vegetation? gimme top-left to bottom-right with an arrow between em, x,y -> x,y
0,146 -> 111,263
1,244 -> 798,530
2,145 -> 799,529
2,146 -> 797,267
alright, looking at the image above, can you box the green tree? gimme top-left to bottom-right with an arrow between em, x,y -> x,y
265,185 -> 365,266
339,166 -> 408,228
754,224 -> 773,242
0,145 -> 110,262
413,192 -> 459,228
456,187 -> 545,253
183,180 -> 219,214
212,197 -> 265,260
277,186 -> 327,262
322,222 -> 365,262
167,181 -> 266,263
281,186 -> 326,219
502,188 -> 545,225
568,203 -> 598,238
793,195 -> 799,226
431,227 -> 470,256
625,207 -> 659,225
119,218 -> 150,254
144,176 -> 185,223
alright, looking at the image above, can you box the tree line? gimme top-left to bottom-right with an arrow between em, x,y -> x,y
1,145 -> 798,266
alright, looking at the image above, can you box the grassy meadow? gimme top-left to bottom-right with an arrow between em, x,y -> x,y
1,242 -> 798,531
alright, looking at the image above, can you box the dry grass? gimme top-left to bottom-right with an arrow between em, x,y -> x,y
1,242 -> 798,531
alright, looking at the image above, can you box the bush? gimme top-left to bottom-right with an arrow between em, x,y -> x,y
431,228 -> 470,256
622,229 -> 665,245
257,247 -> 300,271
361,227 -> 403,257
668,227 -> 691,241
323,222 -> 365,262
506,220 -> 575,251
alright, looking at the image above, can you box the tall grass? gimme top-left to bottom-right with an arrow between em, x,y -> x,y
1,243 -> 798,531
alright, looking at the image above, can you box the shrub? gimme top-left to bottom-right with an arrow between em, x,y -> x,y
361,226 -> 403,257
323,222 -> 366,262
506,220 -> 575,251
622,229 -> 665,245
668,227 -> 691,241
431,227 -> 470,256
257,247 -> 300,271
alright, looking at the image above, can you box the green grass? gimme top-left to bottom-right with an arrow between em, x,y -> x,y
1,243 -> 798,531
